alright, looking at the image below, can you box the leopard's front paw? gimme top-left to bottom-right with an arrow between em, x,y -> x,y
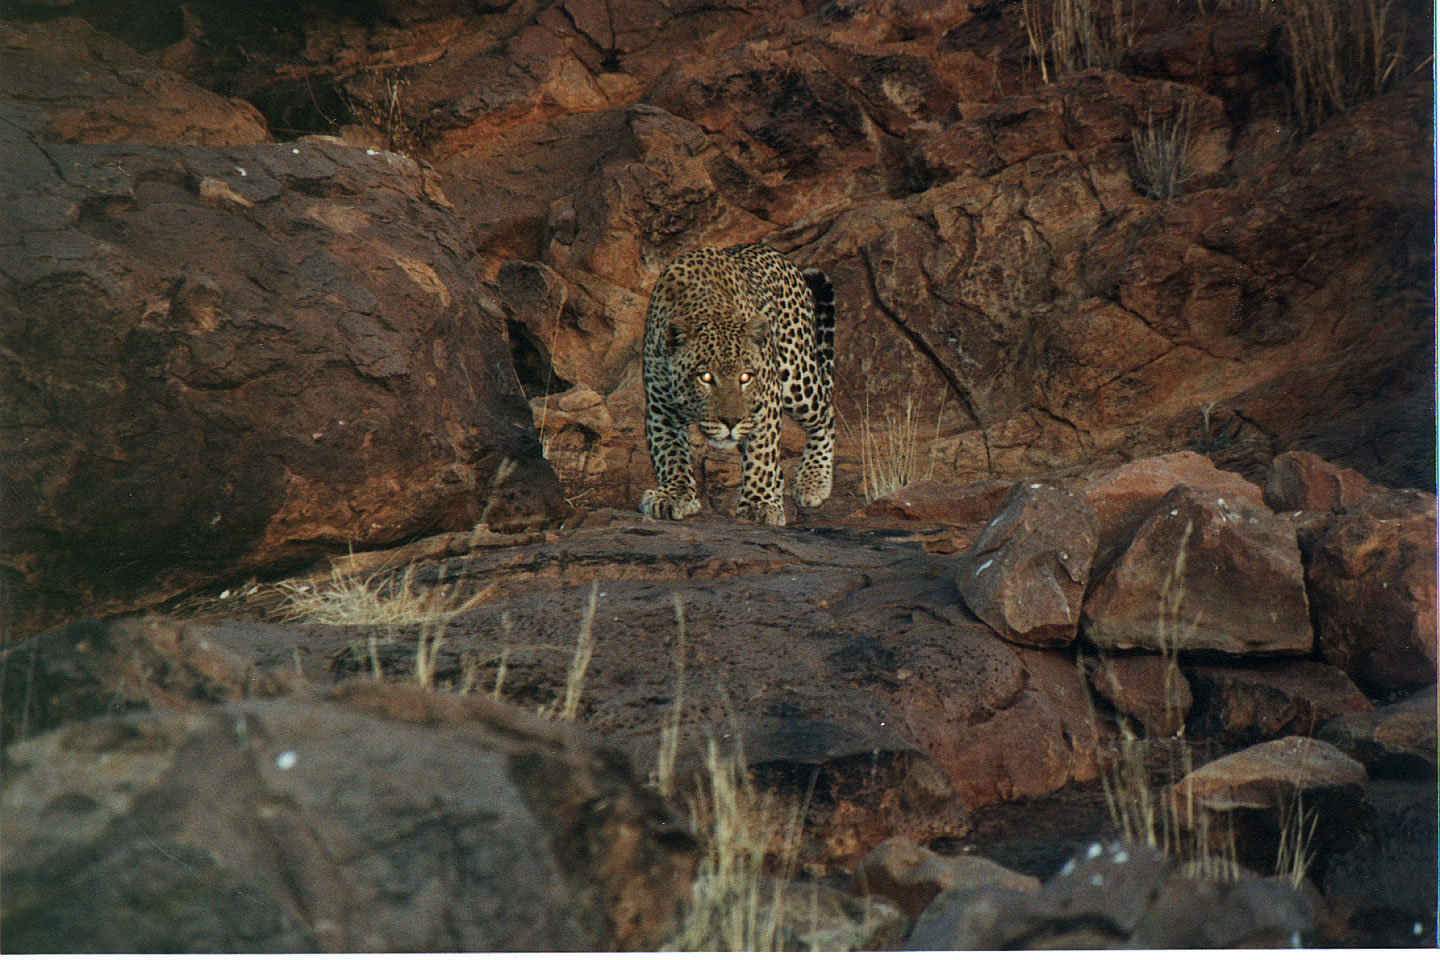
794,459 -> 833,508
794,477 -> 832,508
640,488 -> 701,521
736,499 -> 787,526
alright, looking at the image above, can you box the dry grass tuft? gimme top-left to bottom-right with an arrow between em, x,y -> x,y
664,738 -> 803,951
1023,0 -> 1137,83
845,394 -> 945,502
653,593 -> 688,800
1132,103 -> 1197,202
277,563 -> 469,628
1086,520 -> 1240,880
1275,795 -> 1319,888
1278,0 -> 1408,131
278,560 -> 489,688
539,581 -> 600,723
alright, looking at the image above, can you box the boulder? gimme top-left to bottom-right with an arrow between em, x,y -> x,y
1083,452 -> 1265,571
0,683 -> 698,952
1089,653 -> 1192,737
1175,736 -> 1368,812
955,481 -> 1099,647
1263,450 -> 1376,514
1307,490 -> 1438,694
1318,686 -> 1437,773
851,835 -> 1039,921
1,53 -> 566,634
1081,485 -> 1312,655
1184,660 -> 1373,746
0,615 -> 289,745
905,840 -> 1317,949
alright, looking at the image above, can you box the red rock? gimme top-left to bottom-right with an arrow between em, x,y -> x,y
103,4 -> 1433,517
1319,685 -> 1437,772
898,644 -> 1104,808
1089,654 -> 1192,737
859,478 -> 1012,526
1263,450 -> 1375,513
1175,735 -> 1368,808
1082,485 -> 1312,656
1308,489 -> 1437,694
1185,660 -> 1373,746
852,836 -> 1039,921
955,481 -> 1098,647
1084,452 -> 1266,568
0,58 -> 566,633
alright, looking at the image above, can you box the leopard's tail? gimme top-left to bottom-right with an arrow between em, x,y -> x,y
802,267 -> 835,404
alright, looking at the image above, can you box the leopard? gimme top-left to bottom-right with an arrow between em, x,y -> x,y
639,243 -> 835,526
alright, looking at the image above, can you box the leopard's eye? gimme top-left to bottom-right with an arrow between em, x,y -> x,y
698,371 -> 713,384
738,372 -> 752,384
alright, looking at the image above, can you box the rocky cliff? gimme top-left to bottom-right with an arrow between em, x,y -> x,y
1,0 -> 1434,950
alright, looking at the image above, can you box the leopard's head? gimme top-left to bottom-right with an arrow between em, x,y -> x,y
666,310 -> 771,450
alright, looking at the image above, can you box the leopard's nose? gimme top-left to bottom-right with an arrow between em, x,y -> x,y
719,417 -> 738,430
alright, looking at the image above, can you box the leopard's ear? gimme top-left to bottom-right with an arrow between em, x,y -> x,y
665,314 -> 693,351
747,313 -> 770,346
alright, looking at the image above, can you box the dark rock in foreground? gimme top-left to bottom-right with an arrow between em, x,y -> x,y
0,683 -> 697,952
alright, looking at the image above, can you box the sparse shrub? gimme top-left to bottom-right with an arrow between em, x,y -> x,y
342,71 -> 427,156
1132,104 -> 1197,202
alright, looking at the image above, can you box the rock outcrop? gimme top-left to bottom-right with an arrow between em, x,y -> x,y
1,0 -> 1434,949
1319,686 -> 1438,774
1,25 -> 567,635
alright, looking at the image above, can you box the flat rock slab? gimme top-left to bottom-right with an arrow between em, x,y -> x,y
1,683 -> 698,952
183,520 -> 1105,862
1177,736 -> 1368,812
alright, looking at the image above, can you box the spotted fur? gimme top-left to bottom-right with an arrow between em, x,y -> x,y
640,244 -> 835,526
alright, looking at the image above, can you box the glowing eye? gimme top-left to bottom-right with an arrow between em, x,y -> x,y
738,372 -> 752,384
698,372 -> 713,384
